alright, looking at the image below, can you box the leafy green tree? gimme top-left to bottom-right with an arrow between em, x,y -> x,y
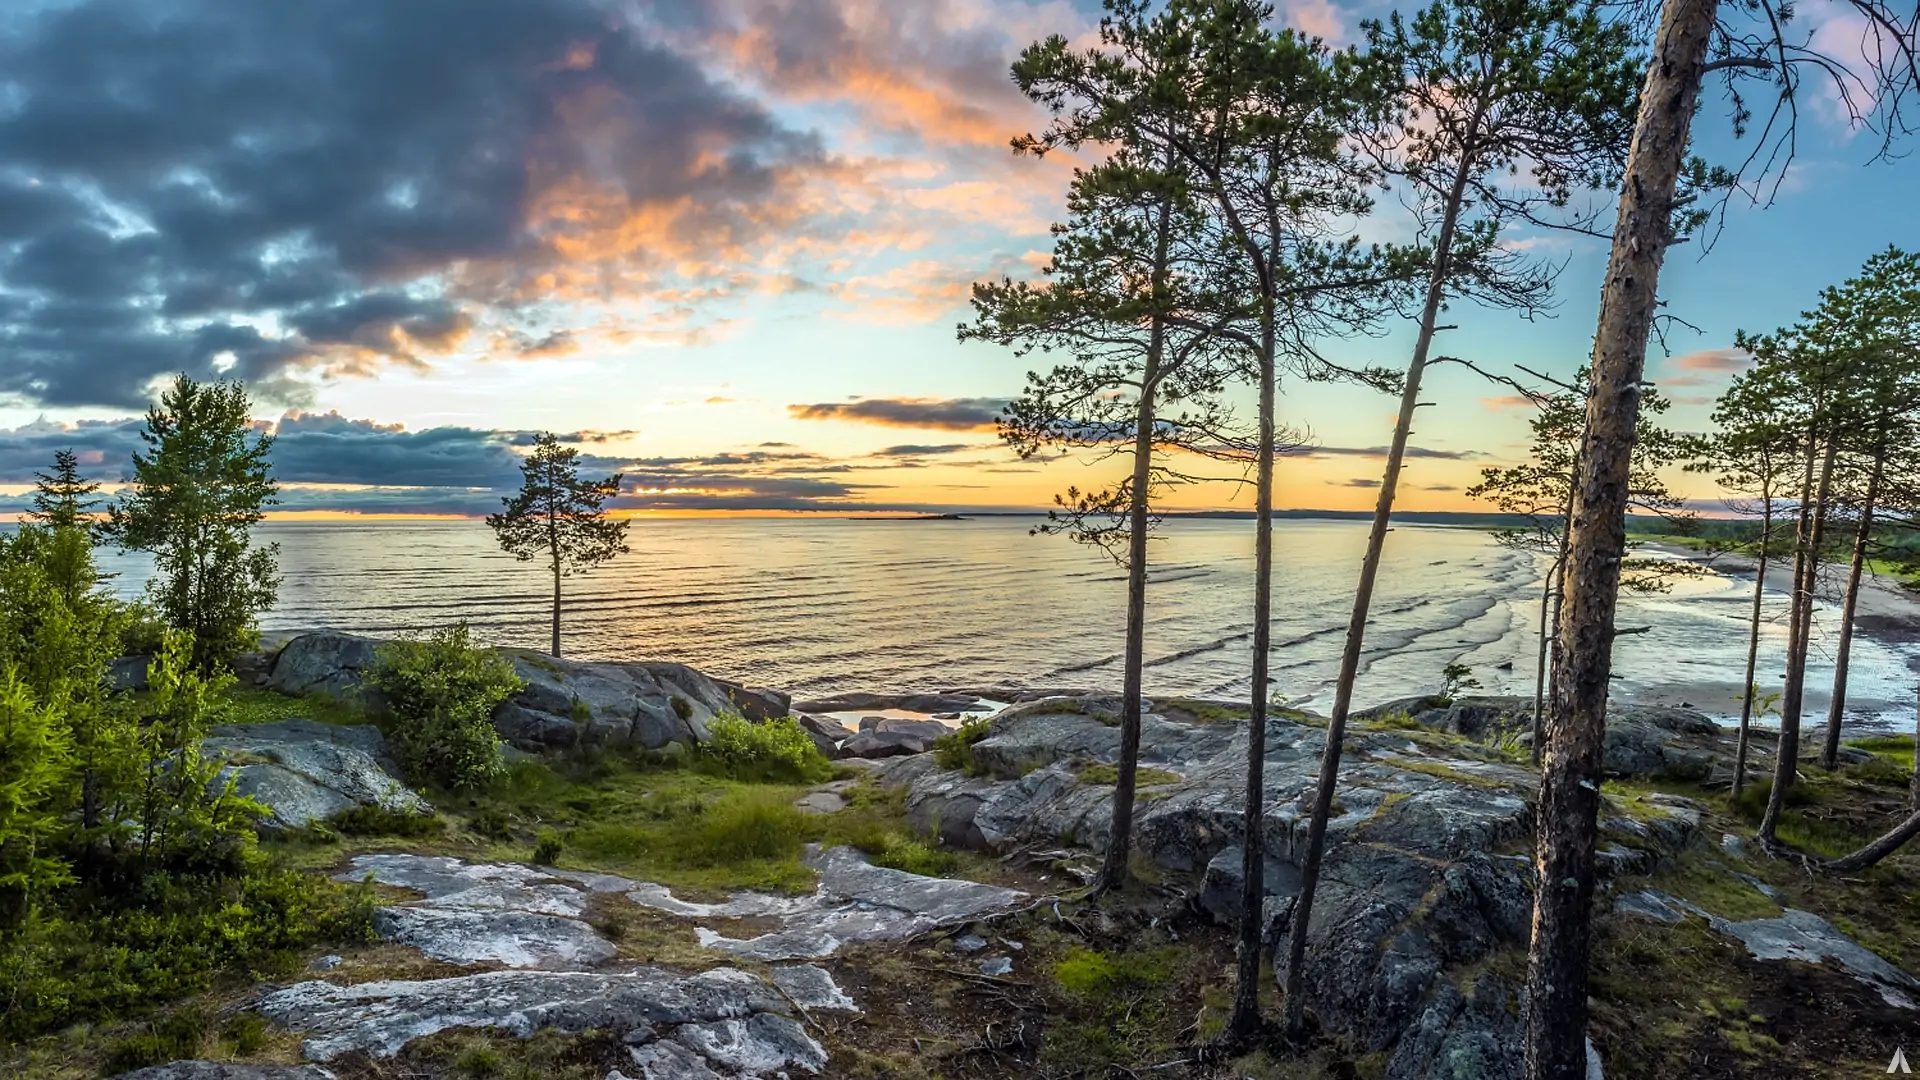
368,623 -> 524,791
1279,0 -> 1642,1035
132,631 -> 257,871
487,433 -> 629,658
106,376 -> 280,673
0,669 -> 72,925
29,449 -> 103,533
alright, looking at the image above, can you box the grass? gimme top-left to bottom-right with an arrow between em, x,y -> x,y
217,685 -> 367,726
1847,733 -> 1918,768
932,715 -> 993,773
1075,763 -> 1181,787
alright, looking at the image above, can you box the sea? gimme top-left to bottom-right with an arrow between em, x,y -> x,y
79,516 -> 1920,733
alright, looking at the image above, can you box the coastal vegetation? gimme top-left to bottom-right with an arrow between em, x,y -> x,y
486,432 -> 630,659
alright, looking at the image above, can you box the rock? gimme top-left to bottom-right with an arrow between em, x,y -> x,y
1352,694 -> 1724,780
953,934 -> 988,953
311,954 -> 343,971
267,631 -> 383,701
670,1014 -> 825,1075
795,713 -> 854,759
841,718 -> 948,758
768,965 -> 859,1012
256,967 -> 812,1069
709,679 -> 790,722
625,846 -> 1027,962
881,694 -> 1701,1076
337,854 -> 634,970
110,1066 -> 335,1080
1718,908 -> 1920,1009
793,791 -> 847,815
621,1042 -> 725,1080
107,654 -> 152,693
979,956 -> 1012,976
790,692 -> 980,714
201,721 -> 428,831
496,653 -> 767,752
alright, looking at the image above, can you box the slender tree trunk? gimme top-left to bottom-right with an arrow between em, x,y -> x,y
1278,154 -> 1475,1040
1761,438 -> 1838,843
1531,564 -> 1553,761
1910,684 -> 1920,810
548,468 -> 562,658
1819,465 -> 1881,769
551,556 -> 562,659
1229,305 -> 1278,1038
1823,803 -> 1920,874
1537,519 -> 1574,760
1731,501 -> 1773,800
1096,185 -> 1174,895
1523,1 -> 1715,1075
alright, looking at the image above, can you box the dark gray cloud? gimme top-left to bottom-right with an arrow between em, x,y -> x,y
0,0 -> 825,409
872,443 -> 976,457
1340,477 -> 1382,488
787,397 -> 1005,431
1,413 -> 883,512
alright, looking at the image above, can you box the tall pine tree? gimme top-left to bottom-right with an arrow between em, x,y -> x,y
487,434 -> 629,658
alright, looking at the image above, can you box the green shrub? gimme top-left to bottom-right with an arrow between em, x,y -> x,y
670,695 -> 693,721
328,803 -> 444,838
368,623 -> 524,791
533,832 -> 564,866
457,1044 -> 506,1077
932,715 -> 992,774
870,837 -> 958,877
699,714 -> 832,783
104,1008 -> 211,1073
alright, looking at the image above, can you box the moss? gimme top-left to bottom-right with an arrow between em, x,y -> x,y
218,685 -> 366,726
1164,698 -> 1250,724
1373,753 -> 1513,791
932,714 -> 993,774
1075,763 -> 1180,787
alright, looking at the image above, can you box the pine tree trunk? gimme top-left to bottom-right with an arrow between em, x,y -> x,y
1731,503 -> 1772,800
1761,438 -> 1838,843
1095,185 -> 1174,895
551,557 -> 563,659
1230,305 -> 1277,1037
1819,465 -> 1880,769
1523,0 -> 1716,1074
1278,153 -> 1475,1040
1910,685 -> 1920,810
1531,565 -> 1553,763
1824,804 -> 1920,874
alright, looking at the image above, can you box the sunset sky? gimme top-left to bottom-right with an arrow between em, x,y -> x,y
0,0 -> 1915,517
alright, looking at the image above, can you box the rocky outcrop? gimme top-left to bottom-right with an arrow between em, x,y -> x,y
790,691 -> 983,714
258,967 -> 825,1075
258,632 -> 790,753
879,697 -> 1701,1080
1353,694 -> 1723,781
202,720 -> 428,831
626,845 -> 1028,962
841,717 -> 949,759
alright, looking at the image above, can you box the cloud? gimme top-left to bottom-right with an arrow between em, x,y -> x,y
1303,444 -> 1488,461
0,0 -> 836,410
1479,394 -> 1537,411
787,396 -> 1005,431
1670,347 -> 1755,374
872,443 -> 977,457
1340,477 -> 1382,488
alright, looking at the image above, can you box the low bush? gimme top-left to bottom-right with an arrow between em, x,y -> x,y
698,713 -> 833,784
532,832 -> 564,866
368,623 -> 524,791
932,715 -> 993,774
328,803 -> 444,838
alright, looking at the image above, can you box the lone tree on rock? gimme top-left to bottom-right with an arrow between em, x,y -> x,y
487,433 -> 629,658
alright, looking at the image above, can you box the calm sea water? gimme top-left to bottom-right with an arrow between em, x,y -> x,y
84,516 -> 1920,732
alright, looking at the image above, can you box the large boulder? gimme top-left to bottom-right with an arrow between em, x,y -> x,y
202,720 -> 429,832
884,696 -> 1700,1080
840,718 -> 949,759
266,631 -> 383,701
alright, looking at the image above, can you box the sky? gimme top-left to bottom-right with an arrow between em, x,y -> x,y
0,0 -> 1914,518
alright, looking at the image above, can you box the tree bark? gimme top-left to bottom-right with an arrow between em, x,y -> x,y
1911,684 -> 1920,810
1096,185 -> 1174,896
1523,1 -> 1716,1075
1279,152 -> 1474,1040
1731,500 -> 1773,800
1823,804 -> 1920,874
1229,302 -> 1278,1039
1819,463 -> 1881,769
1761,438 -> 1838,843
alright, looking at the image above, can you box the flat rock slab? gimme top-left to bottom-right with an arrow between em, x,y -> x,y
769,965 -> 860,1012
627,845 -> 1027,962
111,1066 -> 336,1080
258,967 -> 822,1076
339,854 -> 636,969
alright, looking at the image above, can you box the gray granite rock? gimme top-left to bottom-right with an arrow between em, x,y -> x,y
1351,694 -> 1722,780
1718,908 -> 1920,1009
626,846 -> 1026,962
769,965 -> 859,1012
267,632 -> 382,701
202,721 -> 427,831
841,718 -> 949,759
257,967 -> 800,1062
336,854 -> 634,970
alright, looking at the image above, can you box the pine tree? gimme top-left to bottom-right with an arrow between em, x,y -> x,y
487,434 -> 629,658
28,449 -> 102,532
